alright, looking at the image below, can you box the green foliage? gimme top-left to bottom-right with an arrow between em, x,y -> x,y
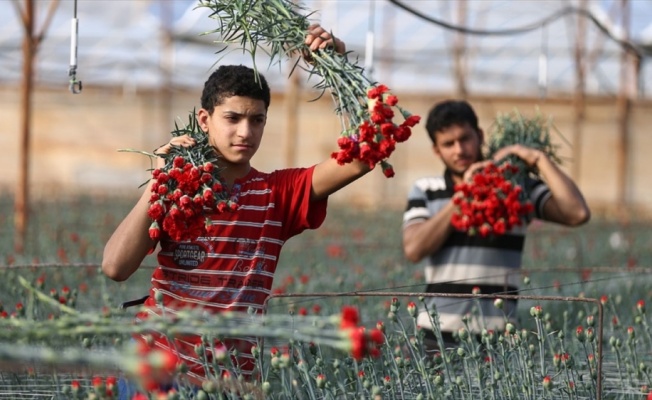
485,110 -> 562,165
197,0 -> 378,132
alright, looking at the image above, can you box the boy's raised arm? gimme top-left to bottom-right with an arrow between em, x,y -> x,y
311,158 -> 372,202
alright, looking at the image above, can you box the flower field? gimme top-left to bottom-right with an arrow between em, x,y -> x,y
1,194 -> 652,399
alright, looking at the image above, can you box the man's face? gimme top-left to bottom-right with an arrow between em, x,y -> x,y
198,96 -> 267,168
432,123 -> 483,176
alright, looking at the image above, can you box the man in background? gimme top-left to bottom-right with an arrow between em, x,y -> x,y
402,100 -> 590,350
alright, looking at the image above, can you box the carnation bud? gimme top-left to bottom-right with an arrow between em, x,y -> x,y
494,298 -> 504,310
148,221 -> 161,241
406,301 -> 417,318
315,374 -> 326,389
586,314 -> 595,327
390,297 -> 400,313
505,323 -> 515,335
586,327 -> 595,342
530,305 -> 543,318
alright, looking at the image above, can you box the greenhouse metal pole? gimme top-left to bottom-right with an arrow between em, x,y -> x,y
572,0 -> 587,183
616,0 -> 631,208
160,0 -> 173,141
15,0 -> 35,254
453,0 -> 467,98
14,0 -> 59,254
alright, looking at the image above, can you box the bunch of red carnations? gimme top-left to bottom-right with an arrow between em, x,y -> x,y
451,111 -> 560,237
331,85 -> 421,178
123,112 -> 236,242
451,162 -> 534,237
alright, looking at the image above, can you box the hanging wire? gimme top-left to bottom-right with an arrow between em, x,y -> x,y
364,0 -> 376,79
68,0 -> 82,94
387,0 -> 646,58
538,23 -> 548,98
265,266 -> 652,311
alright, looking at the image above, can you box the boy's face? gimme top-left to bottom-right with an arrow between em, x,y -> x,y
432,123 -> 483,177
198,95 -> 267,169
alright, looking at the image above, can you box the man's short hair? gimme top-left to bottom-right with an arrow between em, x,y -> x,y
201,65 -> 271,114
425,100 -> 480,144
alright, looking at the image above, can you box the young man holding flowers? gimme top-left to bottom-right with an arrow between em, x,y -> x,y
402,100 -> 590,350
102,25 -> 372,384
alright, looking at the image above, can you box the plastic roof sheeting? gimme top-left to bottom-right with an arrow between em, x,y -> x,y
0,0 -> 650,97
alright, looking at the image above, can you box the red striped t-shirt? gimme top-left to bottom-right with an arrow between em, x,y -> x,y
136,166 -> 327,381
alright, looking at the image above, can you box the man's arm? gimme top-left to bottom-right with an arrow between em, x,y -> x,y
401,160 -> 496,263
493,144 -> 590,226
402,201 -> 456,263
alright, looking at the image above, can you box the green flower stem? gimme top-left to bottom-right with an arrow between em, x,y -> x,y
197,0 -> 381,140
421,301 -> 454,384
514,338 -> 531,397
18,276 -> 79,315
613,345 -> 627,394
640,314 -> 652,347
407,318 -> 435,399
580,342 -> 597,397
535,318 -> 547,378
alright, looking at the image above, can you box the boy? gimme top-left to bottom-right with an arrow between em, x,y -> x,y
102,25 -> 371,381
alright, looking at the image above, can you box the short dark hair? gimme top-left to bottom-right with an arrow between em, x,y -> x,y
425,100 -> 480,144
200,65 -> 271,114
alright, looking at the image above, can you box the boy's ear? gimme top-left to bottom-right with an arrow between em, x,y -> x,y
477,128 -> 484,144
197,108 -> 210,132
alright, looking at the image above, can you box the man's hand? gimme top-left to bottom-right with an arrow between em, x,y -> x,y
462,160 -> 492,183
492,144 -> 543,169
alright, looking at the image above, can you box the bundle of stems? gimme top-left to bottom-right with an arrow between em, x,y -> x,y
197,0 -> 419,175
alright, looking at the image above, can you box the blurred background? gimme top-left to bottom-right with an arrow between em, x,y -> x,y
1,0 -> 652,255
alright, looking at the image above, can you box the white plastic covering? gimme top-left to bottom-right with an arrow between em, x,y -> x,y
0,0 -> 650,96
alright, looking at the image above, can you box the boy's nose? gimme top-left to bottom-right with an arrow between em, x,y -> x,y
238,122 -> 253,138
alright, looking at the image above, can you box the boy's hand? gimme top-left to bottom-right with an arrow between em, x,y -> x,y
304,23 -> 346,55
154,135 -> 196,169
154,135 -> 196,156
